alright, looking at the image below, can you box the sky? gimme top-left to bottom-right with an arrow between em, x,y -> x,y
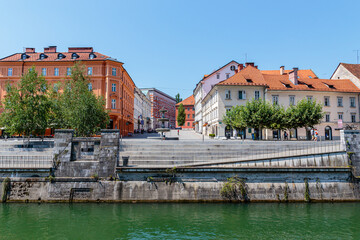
0,0 -> 360,99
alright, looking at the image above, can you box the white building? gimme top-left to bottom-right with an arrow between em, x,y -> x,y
134,86 -> 152,132
201,64 -> 360,140
193,60 -> 239,133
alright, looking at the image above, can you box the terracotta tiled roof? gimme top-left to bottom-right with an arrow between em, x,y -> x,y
0,52 -> 112,62
264,74 -> 360,93
176,95 -> 194,106
339,63 -> 360,79
217,65 -> 267,86
261,69 -> 317,78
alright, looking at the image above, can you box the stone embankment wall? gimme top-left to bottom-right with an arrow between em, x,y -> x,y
0,130 -> 360,202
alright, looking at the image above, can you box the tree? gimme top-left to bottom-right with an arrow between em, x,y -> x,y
289,98 -> 324,129
177,103 -> 186,126
175,93 -> 182,103
55,62 -> 109,136
223,105 -> 246,130
241,99 -> 273,132
0,67 -> 52,139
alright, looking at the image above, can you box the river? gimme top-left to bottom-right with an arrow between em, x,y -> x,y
0,203 -> 359,239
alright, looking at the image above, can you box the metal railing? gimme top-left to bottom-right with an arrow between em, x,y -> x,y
0,155 -> 53,169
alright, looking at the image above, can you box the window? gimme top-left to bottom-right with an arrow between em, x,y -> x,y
255,91 -> 260,100
351,114 -> 356,123
350,97 -> 356,108
58,53 -> 65,60
272,95 -> 279,105
192,114 -> 195,118
338,113 -> 343,120
226,108 -> 231,112
87,67 -> 93,75
111,99 -> 116,109
21,53 -> 28,60
39,53 -> 47,60
54,68 -> 59,76
88,83 -> 92,91
337,97 -> 343,107
67,67 -> 71,76
71,53 -> 79,59
225,90 -> 231,100
7,68 -> 12,76
187,114 -> 190,118
112,68 -> 116,76
187,122 -> 190,126
41,68 -> 47,76
238,90 -> 246,100
289,95 -> 295,106
325,114 -> 330,122
324,96 -> 330,106
216,74 -> 220,79
89,53 -> 96,59
307,96 -> 313,101
226,73 -> 230,79
112,83 -> 116,92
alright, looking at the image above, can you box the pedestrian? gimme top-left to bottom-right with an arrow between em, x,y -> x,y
311,128 -> 314,141
284,131 -> 288,140
177,129 -> 179,136
314,129 -> 318,141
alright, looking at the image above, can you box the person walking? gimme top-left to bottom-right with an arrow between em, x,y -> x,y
284,131 -> 288,140
314,129 -> 318,141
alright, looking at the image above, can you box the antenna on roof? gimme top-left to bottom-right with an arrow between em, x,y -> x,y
245,53 -> 247,63
354,50 -> 360,64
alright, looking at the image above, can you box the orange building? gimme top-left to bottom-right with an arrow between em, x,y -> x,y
176,95 -> 195,129
0,46 -> 135,136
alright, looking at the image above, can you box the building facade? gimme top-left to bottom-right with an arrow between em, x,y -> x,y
201,64 -> 360,140
193,60 -> 239,133
134,86 -> 152,132
0,46 -> 135,136
175,95 -> 195,129
140,88 -> 176,129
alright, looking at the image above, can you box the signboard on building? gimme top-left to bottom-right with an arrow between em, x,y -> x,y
338,119 -> 343,129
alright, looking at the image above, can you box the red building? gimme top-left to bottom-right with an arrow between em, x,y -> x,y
0,46 -> 135,136
176,95 -> 195,129
141,88 -> 176,129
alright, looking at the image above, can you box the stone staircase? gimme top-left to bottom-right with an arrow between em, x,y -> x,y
118,140 -> 345,168
0,140 -> 54,169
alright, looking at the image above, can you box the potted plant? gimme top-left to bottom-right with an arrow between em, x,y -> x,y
209,133 -> 215,139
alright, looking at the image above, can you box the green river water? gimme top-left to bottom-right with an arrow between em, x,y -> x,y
0,203 -> 359,240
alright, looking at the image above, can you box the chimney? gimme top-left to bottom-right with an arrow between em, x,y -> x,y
289,67 -> 298,85
254,65 -> 258,69
245,62 -> 255,67
68,47 -> 93,53
280,66 -> 285,75
25,48 -> 35,53
238,64 -> 244,71
44,46 -> 57,53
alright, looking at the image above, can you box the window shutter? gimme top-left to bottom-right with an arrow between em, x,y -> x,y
243,91 -> 246,99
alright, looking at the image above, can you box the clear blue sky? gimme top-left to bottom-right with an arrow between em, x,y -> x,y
1,0 -> 360,99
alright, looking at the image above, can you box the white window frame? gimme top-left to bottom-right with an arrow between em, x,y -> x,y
337,97 -> 343,107
272,95 -> 279,105
350,97 -> 356,108
289,95 -> 295,106
88,83 -> 92,91
225,90 -> 231,100
87,67 -> 93,75
54,68 -> 59,76
112,68 -> 116,76
111,99 -> 116,109
255,91 -> 260,100
8,68 -> 13,76
338,113 -> 343,120
112,83 -> 116,92
324,96 -> 330,107
238,90 -> 246,100
351,113 -> 356,123
325,113 -> 330,122
67,67 -> 71,76
41,68 -> 47,76
226,73 -> 230,79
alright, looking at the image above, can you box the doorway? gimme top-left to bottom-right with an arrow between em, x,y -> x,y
325,126 -> 332,140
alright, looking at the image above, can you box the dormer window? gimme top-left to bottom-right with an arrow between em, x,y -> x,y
21,53 -> 29,60
39,53 -> 48,60
89,53 -> 96,59
58,53 -> 66,60
246,79 -> 253,83
323,82 -> 335,89
281,82 -> 292,88
71,53 -> 79,59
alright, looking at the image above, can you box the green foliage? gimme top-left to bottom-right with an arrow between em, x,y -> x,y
2,177 -> 11,202
220,176 -> 248,201
177,103 -> 186,126
175,93 -> 182,103
222,98 -> 324,136
54,62 -> 109,136
304,178 -> 310,202
91,173 -> 99,181
288,98 -> 324,129
0,67 -> 52,137
45,175 -> 55,183
209,133 -> 215,137
283,182 -> 289,202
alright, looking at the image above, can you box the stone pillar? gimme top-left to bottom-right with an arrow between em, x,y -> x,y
341,130 -> 360,176
53,129 -> 74,163
98,129 -> 120,178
